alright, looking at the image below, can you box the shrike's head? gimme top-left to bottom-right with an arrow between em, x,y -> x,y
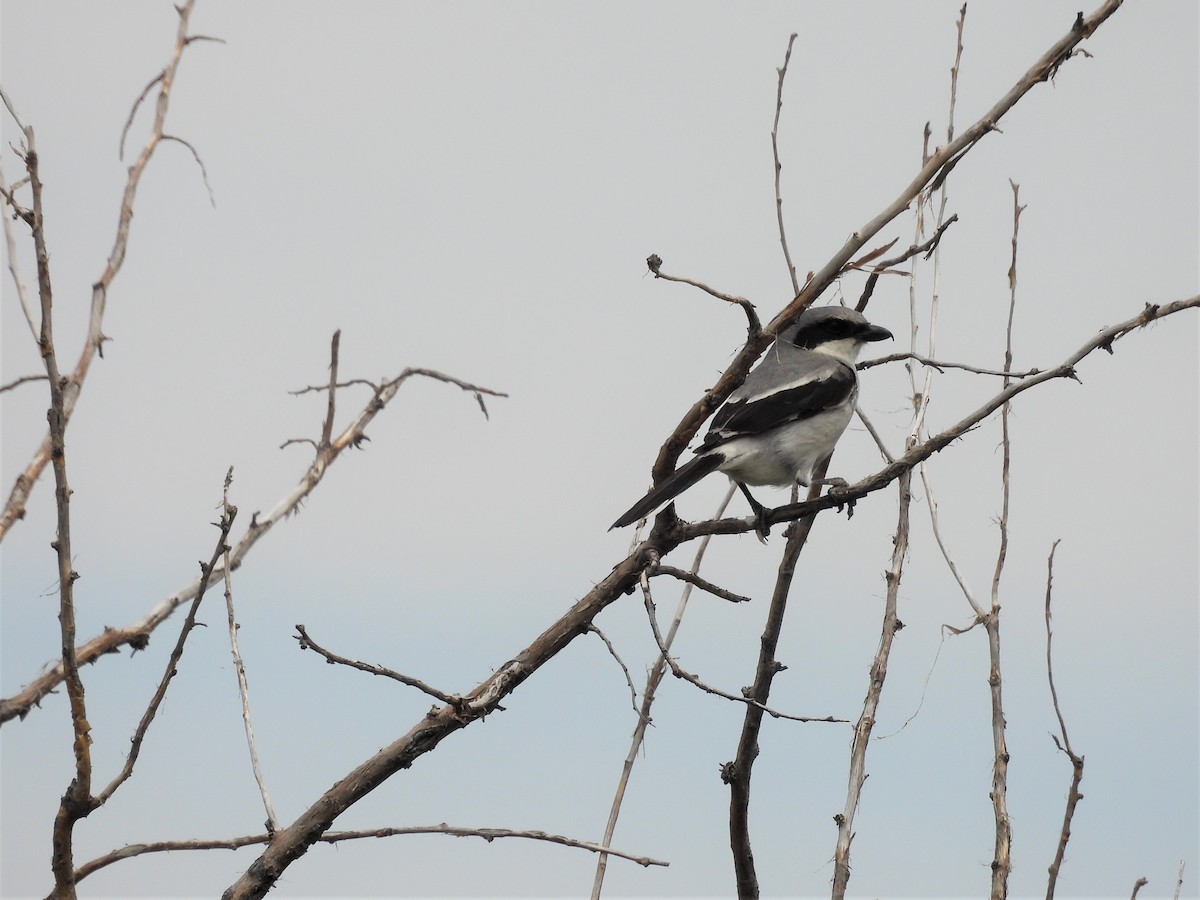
779,306 -> 893,365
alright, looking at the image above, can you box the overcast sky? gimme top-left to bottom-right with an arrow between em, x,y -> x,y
2,2 -> 1197,898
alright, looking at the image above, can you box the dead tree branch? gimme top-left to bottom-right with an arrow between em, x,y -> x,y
293,624 -> 461,708
726,465 -> 830,900
1,0 -> 214,542
220,470 -> 277,832
1,352 -> 503,725
74,823 -> 666,885
1043,540 -> 1084,900
772,33 -> 801,296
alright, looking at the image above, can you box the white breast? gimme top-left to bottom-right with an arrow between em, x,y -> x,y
714,401 -> 856,487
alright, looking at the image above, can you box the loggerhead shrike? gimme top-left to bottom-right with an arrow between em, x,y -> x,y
611,305 -> 893,534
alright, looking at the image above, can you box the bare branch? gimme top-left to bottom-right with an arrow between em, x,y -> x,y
645,254 -> 761,337
833,470 -> 911,898
160,134 -> 215,206
859,351 -> 1039,378
586,625 -> 640,718
987,173 -> 1020,899
640,571 -> 842,725
1,0 -> 214,542
74,824 -> 666,884
0,374 -> 48,393
220,469 -> 278,832
95,490 -> 238,805
320,330 -> 340,449
771,33 -> 801,296
1131,876 -> 1149,899
1043,539 -> 1084,900
2,361 -> 504,724
651,565 -> 749,603
592,483 -> 736,900
294,624 -> 461,707
0,158 -> 37,339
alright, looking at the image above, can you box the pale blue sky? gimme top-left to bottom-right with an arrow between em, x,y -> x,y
2,2 -> 1197,898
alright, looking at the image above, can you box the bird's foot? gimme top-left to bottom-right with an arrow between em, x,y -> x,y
821,478 -> 856,518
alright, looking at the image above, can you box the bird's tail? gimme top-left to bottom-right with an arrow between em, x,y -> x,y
610,453 -> 724,530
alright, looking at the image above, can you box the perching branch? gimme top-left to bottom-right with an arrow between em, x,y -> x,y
677,295 -> 1199,541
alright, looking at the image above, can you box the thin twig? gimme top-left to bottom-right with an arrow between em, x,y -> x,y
320,331 -> 340,448
644,254 -> 761,337
73,823 -> 667,884
0,374 -> 48,393
651,566 -> 749,603
27,106 -> 96,897
592,482 -> 736,900
586,625 -> 641,718
859,352 -> 1039,378
160,134 -> 215,206
1173,860 -> 1185,900
0,157 -> 37,339
294,625 -> 461,707
772,33 -> 801,296
1131,877 -> 1149,899
220,469 -> 278,832
832,470 -> 911,898
1044,540 -> 1083,900
640,573 -> 840,724
95,491 -> 238,805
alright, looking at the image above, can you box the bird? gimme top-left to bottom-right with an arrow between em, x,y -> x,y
611,305 -> 893,535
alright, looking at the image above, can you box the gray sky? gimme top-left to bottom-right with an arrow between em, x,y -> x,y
2,2 -> 1197,898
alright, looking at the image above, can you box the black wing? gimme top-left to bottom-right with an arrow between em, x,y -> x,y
699,348 -> 855,452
